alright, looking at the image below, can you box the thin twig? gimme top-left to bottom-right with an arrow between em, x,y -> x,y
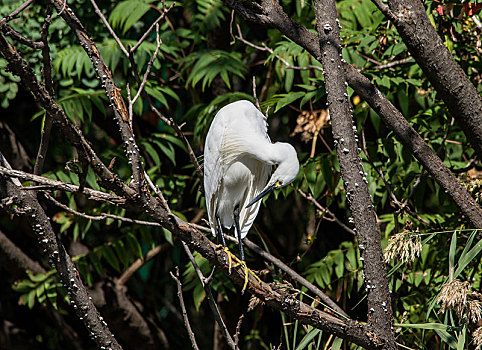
144,170 -> 170,212
182,242 -> 237,350
127,55 -> 204,181
1,0 -> 34,23
132,24 -> 162,106
170,266 -> 200,350
362,57 -> 414,71
236,24 -> 322,72
0,23 -> 44,49
0,167 -> 125,204
90,0 -> 129,56
43,192 -> 159,226
234,314 -> 244,348
130,2 -> 175,53
34,5 -> 54,177
296,188 -> 355,236
252,76 -> 261,111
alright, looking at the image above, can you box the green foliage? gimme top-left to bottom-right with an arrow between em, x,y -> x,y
0,58 -> 20,108
2,0 -> 482,348
12,270 -> 65,310
108,0 -> 154,33
183,50 -> 247,91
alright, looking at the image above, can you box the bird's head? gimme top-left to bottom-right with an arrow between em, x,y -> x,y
246,142 -> 299,208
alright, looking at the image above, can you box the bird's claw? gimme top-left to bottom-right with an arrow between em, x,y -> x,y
216,244 -> 234,274
215,244 -> 262,293
238,261 -> 262,294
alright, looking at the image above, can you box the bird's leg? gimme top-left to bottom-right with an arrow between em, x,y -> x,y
215,215 -> 227,247
233,205 -> 262,293
233,205 -> 245,262
216,215 -> 233,274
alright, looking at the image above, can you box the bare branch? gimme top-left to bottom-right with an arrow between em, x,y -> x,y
0,22 -> 44,49
236,24 -> 322,72
34,5 -> 54,177
0,167 -> 125,205
89,0 -> 129,57
43,192 -> 162,228
132,24 -> 162,106
313,0 -> 396,346
0,172 -> 122,349
170,267 -> 200,350
182,242 -> 237,350
296,188 -> 356,236
0,0 -> 34,23
362,56 -> 413,71
130,2 -> 175,53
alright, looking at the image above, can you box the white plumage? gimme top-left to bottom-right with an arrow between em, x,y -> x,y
203,100 -> 299,259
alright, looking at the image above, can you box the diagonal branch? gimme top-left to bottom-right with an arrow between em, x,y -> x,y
313,0 -> 396,347
0,174 -> 123,350
221,0 -> 482,229
0,167 -> 125,205
170,267 -> 200,350
382,0 -> 482,159
182,242 -> 237,350
49,0 -> 145,191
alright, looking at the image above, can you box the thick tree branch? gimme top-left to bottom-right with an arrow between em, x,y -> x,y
49,0 -> 145,190
0,176 -> 122,350
313,0 -> 396,348
0,3 -> 402,347
221,0 -> 482,229
384,0 -> 482,159
0,29 -> 134,198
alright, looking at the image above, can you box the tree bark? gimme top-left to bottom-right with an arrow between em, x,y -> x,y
383,0 -> 482,159
0,177 -> 123,350
221,0 -> 482,229
313,0 -> 397,348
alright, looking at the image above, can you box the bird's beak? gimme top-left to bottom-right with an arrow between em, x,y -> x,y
246,183 -> 277,208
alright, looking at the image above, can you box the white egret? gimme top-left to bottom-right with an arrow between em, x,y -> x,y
203,100 -> 299,268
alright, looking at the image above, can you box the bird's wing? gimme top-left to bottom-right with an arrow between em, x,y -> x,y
238,158 -> 271,239
203,115 -> 226,237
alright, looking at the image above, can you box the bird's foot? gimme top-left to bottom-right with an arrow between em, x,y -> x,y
215,244 -> 234,274
237,260 -> 262,294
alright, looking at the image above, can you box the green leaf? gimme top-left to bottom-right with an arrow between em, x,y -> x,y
457,325 -> 466,350
295,328 -> 321,350
334,250 -> 344,279
449,231 -> 457,277
274,92 -> 305,113
109,0 -> 152,33
331,337 -> 343,350
141,141 -> 161,167
90,249 -> 104,276
454,234 -> 482,279
126,233 -> 143,260
103,246 -> 121,272
113,240 -> 129,267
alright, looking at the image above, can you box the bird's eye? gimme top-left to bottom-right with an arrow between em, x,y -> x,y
276,180 -> 283,187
